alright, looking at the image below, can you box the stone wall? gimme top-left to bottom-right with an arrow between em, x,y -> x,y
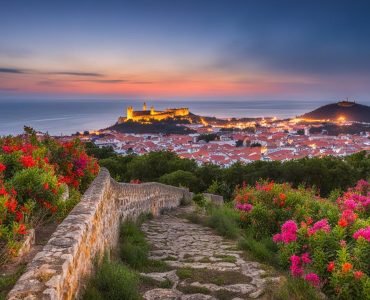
203,193 -> 224,206
7,168 -> 192,300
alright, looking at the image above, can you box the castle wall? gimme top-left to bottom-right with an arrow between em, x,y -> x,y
7,168 -> 192,300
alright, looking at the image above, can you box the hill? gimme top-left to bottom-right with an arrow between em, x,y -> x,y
301,101 -> 370,123
108,119 -> 196,134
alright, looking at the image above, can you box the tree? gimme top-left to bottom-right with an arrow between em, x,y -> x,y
159,170 -> 197,189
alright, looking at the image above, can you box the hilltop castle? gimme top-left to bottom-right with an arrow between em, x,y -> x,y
118,102 -> 189,123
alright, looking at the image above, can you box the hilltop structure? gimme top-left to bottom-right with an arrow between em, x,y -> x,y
118,102 -> 189,123
301,100 -> 370,123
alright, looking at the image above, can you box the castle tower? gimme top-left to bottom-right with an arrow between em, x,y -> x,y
127,106 -> 134,120
143,102 -> 147,111
150,106 -> 155,115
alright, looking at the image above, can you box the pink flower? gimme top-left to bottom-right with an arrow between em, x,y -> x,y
273,233 -> 282,243
305,273 -> 320,287
341,209 -> 357,223
282,220 -> 298,232
301,252 -> 312,264
235,203 -> 253,212
273,220 -> 298,244
308,219 -> 331,235
355,179 -> 369,193
290,255 -> 303,277
353,227 -> 370,242
344,199 -> 357,210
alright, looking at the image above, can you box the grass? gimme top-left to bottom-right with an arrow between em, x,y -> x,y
0,265 -> 26,300
176,267 -> 251,286
119,220 -> 150,270
119,215 -> 172,272
268,277 -> 323,300
185,203 -> 240,239
214,254 -> 237,263
205,205 -> 240,239
82,256 -> 140,300
238,233 -> 279,267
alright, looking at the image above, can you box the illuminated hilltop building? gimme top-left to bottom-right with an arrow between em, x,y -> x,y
118,102 -> 189,123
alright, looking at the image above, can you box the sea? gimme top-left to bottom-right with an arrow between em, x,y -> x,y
1,99 -> 369,136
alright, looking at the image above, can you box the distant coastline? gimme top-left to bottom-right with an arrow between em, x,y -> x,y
1,99 -> 370,136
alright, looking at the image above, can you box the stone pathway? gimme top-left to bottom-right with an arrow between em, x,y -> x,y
140,207 -> 280,300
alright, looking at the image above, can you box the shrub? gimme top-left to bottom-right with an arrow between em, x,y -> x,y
119,221 -> 149,269
159,170 -> 197,189
192,194 -> 207,207
206,205 -> 240,239
0,129 -> 99,264
232,179 -> 370,299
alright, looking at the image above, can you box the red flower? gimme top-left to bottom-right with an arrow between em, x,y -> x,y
279,193 -> 287,201
20,155 -> 36,168
76,168 -> 84,177
354,271 -> 364,280
0,187 -> 8,196
0,163 -> 6,172
15,211 -> 23,222
72,180 -> 79,188
11,188 -> 17,196
16,223 -> 27,235
21,144 -> 34,154
327,261 -> 335,272
342,262 -> 353,273
338,218 -> 348,227
2,145 -> 13,153
5,198 -> 17,213
43,201 -> 52,209
43,182 -> 49,190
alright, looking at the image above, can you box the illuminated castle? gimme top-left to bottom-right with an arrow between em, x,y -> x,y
118,102 -> 189,123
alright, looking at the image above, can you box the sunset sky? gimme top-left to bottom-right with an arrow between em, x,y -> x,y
1,0 -> 370,101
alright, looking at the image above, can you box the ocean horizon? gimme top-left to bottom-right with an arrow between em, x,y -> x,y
1,99 -> 369,136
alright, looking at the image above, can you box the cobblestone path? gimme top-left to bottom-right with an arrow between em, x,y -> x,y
140,207 -> 280,300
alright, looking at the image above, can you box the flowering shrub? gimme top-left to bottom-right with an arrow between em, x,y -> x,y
234,180 -> 370,299
0,129 -> 99,264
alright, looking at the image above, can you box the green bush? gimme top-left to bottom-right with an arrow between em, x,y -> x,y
206,205 -> 240,239
238,234 -> 278,266
159,170 -> 197,189
83,257 -> 140,300
192,194 -> 207,207
119,221 -> 149,269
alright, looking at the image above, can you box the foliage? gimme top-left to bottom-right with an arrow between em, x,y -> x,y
192,194 -> 207,207
233,179 -> 370,299
0,265 -> 26,300
82,256 -> 140,300
159,170 -> 197,189
271,276 -> 323,300
119,220 -> 149,270
205,204 -> 240,239
96,150 -> 370,199
0,129 -> 99,264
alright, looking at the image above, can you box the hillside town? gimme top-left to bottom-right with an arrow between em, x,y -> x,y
73,103 -> 370,166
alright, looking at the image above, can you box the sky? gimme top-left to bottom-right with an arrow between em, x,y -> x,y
0,0 -> 370,101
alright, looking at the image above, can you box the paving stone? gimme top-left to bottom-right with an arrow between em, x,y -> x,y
141,206 -> 280,299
